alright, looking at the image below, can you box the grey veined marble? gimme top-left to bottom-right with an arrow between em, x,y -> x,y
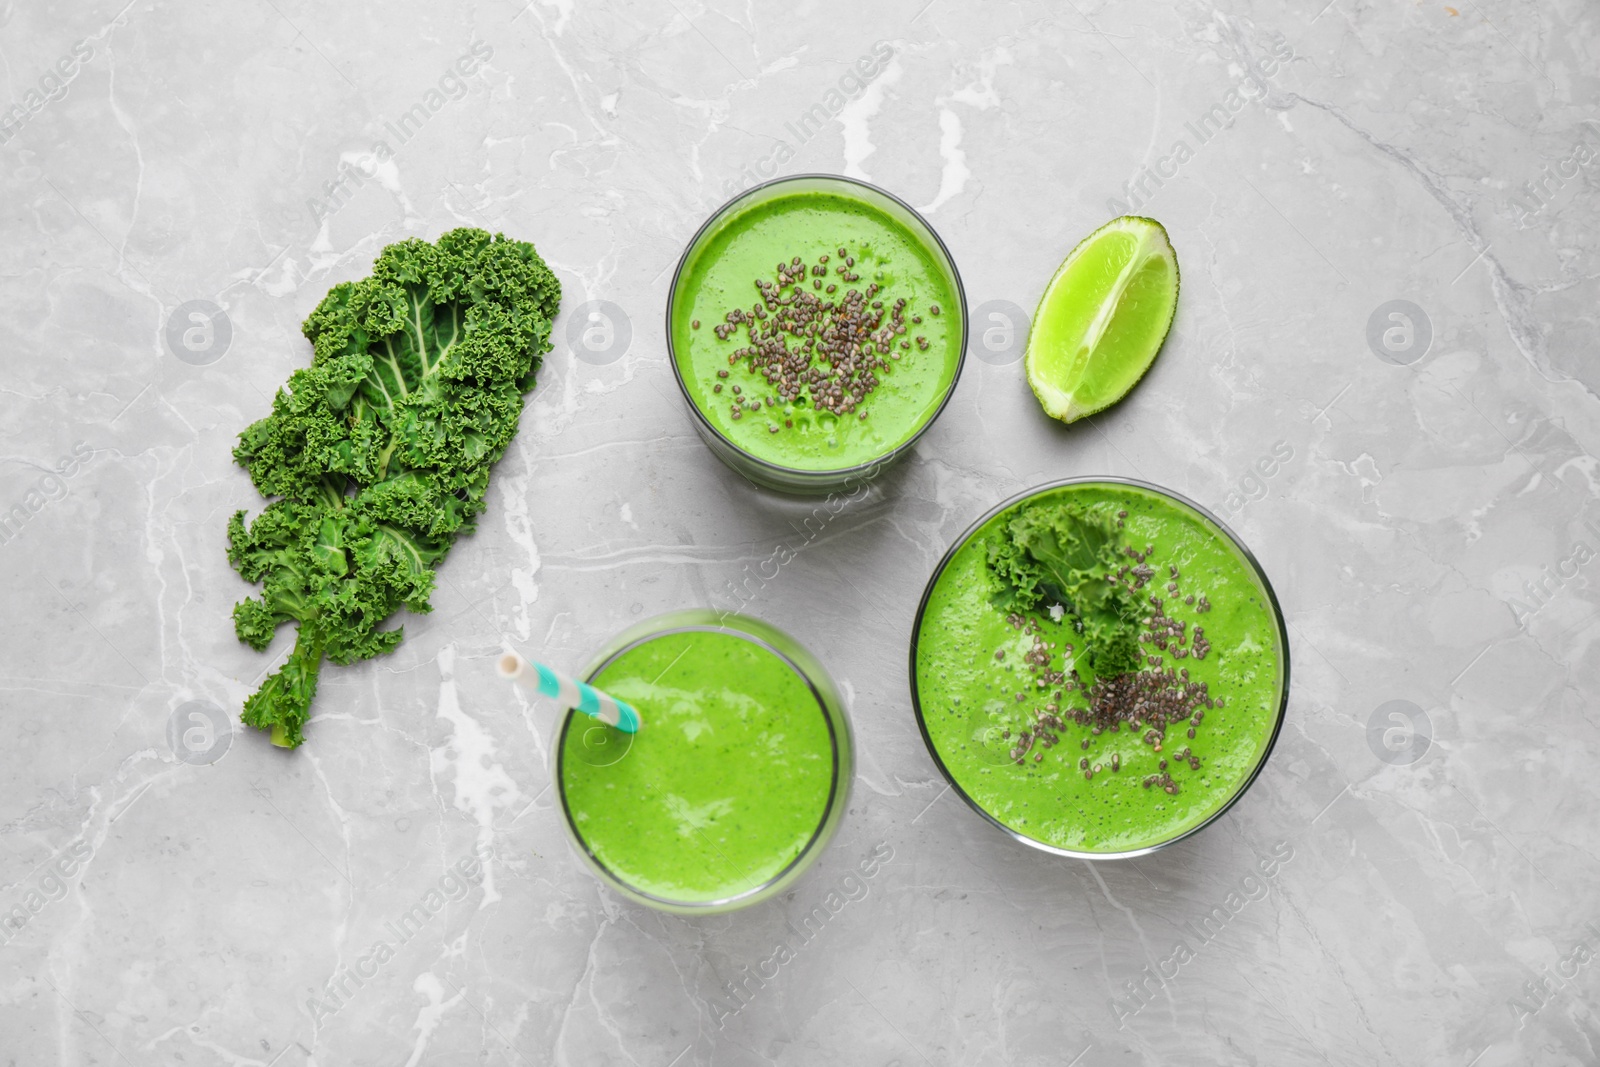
2,0 -> 1598,1063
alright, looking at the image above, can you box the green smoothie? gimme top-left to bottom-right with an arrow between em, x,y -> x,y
670,182 -> 963,473
912,481 -> 1286,855
557,626 -> 840,904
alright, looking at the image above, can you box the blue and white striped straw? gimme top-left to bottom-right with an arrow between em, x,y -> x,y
497,653 -> 642,733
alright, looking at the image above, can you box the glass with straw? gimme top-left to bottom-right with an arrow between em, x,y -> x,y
501,610 -> 854,914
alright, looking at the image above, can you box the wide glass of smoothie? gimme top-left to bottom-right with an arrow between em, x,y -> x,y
555,611 -> 853,912
668,175 -> 968,495
910,478 -> 1288,859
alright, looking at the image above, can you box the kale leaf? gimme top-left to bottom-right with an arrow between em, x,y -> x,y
985,501 -> 1144,677
227,229 -> 559,747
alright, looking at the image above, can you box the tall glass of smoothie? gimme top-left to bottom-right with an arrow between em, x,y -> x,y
910,478 -> 1288,859
667,175 -> 968,495
554,610 -> 853,912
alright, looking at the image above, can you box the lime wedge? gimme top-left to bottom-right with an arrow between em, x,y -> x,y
1025,216 -> 1179,424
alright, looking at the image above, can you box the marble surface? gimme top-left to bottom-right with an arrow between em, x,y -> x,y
3,0 -> 1598,1063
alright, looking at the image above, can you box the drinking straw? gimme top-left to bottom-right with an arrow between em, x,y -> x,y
496,653 -> 642,733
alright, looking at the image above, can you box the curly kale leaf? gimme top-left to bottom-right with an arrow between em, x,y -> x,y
985,501 -> 1144,677
228,229 -> 560,748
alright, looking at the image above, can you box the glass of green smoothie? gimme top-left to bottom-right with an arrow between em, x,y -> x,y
667,174 -> 968,495
909,478 -> 1289,859
554,610 -> 853,912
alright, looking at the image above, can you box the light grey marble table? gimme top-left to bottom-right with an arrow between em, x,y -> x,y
3,0 -> 1597,1063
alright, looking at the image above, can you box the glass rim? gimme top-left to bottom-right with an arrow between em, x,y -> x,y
906,475 -> 1292,861
555,621 -> 844,910
664,172 -> 971,483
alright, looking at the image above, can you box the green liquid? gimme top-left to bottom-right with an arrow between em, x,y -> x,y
671,190 -> 962,471
914,483 -> 1285,854
558,629 -> 838,903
